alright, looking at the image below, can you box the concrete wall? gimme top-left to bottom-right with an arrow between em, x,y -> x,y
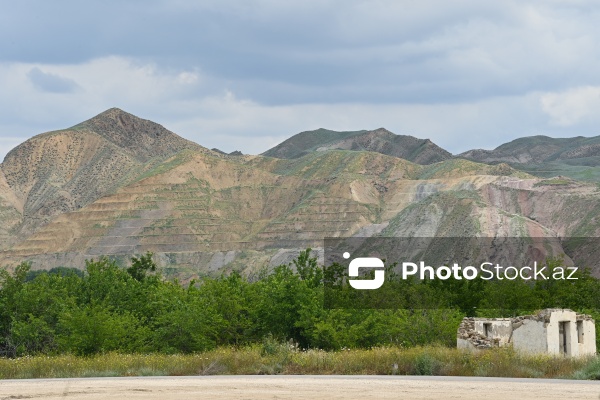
577,319 -> 596,356
457,309 -> 596,357
473,319 -> 512,346
511,319 -> 547,355
546,310 -> 578,356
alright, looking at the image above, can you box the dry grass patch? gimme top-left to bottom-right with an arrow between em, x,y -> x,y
0,346 -> 596,380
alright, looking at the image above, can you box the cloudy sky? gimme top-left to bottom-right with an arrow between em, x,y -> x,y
2,0 -> 600,160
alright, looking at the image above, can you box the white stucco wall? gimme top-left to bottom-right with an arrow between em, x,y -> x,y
546,310 -> 578,356
577,319 -> 596,356
457,309 -> 596,357
511,319 -> 547,354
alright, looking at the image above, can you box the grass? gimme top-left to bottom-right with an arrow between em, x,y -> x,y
134,151 -> 195,182
533,178 -> 572,187
513,162 -> 600,182
417,159 -> 530,180
0,345 -> 597,380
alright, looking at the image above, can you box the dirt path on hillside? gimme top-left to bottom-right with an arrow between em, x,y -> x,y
0,375 -> 598,400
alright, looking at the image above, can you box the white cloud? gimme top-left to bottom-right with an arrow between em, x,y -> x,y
166,90 -> 543,155
0,55 -> 592,161
540,86 -> 600,126
0,57 -> 208,159
4,1 -> 600,160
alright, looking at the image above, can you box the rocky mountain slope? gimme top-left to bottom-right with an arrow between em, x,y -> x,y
262,128 -> 452,164
459,135 -> 600,181
0,148 -> 537,277
458,135 -> 600,164
2,109 -> 600,279
0,169 -> 22,250
0,108 -> 203,241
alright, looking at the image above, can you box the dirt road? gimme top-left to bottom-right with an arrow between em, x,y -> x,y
0,375 -> 598,399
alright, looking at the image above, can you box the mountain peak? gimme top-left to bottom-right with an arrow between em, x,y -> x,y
372,127 -> 392,133
79,107 -> 136,125
95,106 -> 128,116
459,134 -> 600,164
0,108 -> 204,238
263,127 -> 451,164
75,108 -> 202,161
79,107 -> 156,132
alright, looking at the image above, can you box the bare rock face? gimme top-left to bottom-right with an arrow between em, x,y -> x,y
1,108 -> 203,237
560,143 -> 600,159
74,108 -> 202,162
0,168 -> 22,250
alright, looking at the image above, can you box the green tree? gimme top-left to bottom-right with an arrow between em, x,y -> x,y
57,304 -> 149,355
127,252 -> 157,282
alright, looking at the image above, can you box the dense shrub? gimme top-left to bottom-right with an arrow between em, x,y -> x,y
1,249 -> 599,357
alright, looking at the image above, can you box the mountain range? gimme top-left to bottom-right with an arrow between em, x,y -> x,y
2,108 -> 600,280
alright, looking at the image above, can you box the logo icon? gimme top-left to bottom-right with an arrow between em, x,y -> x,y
346,253 -> 385,290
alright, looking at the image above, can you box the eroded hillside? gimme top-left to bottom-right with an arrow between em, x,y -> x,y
2,109 -> 600,279
0,108 -> 203,238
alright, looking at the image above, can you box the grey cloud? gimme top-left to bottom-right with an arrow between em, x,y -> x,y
3,1 -> 600,160
2,1 -> 600,105
27,67 -> 79,93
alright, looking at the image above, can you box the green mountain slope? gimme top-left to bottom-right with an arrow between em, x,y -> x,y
459,135 -> 600,181
263,127 -> 451,164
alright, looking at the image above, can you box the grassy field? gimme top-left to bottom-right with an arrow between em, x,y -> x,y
0,344 -> 598,380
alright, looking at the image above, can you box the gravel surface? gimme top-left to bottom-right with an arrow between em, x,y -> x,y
0,375 -> 598,400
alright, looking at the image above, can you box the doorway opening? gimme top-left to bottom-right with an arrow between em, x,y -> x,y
559,321 -> 571,355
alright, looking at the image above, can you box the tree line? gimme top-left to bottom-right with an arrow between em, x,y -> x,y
0,250 -> 599,357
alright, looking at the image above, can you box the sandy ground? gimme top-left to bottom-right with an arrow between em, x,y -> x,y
0,375 -> 598,400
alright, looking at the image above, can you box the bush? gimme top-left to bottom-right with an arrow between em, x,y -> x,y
57,305 -> 149,355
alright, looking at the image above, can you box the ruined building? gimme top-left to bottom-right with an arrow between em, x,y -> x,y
457,309 -> 596,357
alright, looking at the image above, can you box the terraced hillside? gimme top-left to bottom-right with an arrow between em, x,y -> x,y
0,108 -> 206,241
3,149 -> 599,279
0,169 -> 22,250
2,109 -> 600,279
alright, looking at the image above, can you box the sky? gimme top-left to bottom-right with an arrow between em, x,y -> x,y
2,0 -> 600,160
